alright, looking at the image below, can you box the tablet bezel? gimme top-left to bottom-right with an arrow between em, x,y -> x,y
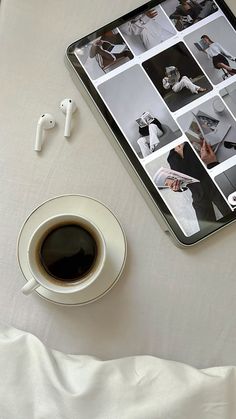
66,0 -> 236,246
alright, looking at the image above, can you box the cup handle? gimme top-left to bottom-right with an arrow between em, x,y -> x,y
21,277 -> 39,295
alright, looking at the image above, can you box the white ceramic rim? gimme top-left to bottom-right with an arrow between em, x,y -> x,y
17,194 -> 127,306
26,213 -> 107,294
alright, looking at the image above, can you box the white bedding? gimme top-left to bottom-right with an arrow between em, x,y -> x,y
0,325 -> 235,418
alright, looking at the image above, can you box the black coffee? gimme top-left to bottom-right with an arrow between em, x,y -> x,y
39,224 -> 98,281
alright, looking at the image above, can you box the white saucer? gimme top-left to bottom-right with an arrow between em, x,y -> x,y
17,195 -> 127,306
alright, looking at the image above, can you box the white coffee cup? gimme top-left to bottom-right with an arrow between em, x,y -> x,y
228,192 -> 236,206
21,214 -> 106,296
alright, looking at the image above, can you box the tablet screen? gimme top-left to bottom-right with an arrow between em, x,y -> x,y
67,0 -> 236,244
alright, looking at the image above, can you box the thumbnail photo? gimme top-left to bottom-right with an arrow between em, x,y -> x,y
142,42 -> 212,112
220,82 -> 236,117
118,5 -> 176,55
215,165 -> 236,207
98,65 -> 182,159
184,17 -> 236,85
145,140 -> 231,236
177,96 -> 236,165
74,29 -> 133,80
162,0 -> 218,32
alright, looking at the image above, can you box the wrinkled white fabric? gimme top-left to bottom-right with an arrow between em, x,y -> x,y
0,325 -> 236,418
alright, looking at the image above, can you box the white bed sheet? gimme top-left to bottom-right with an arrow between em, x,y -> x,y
0,325 -> 236,419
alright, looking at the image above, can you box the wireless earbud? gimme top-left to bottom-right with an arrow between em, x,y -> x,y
34,113 -> 56,152
60,98 -> 77,138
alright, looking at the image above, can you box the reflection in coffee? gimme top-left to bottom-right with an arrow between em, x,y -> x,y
40,224 -> 97,281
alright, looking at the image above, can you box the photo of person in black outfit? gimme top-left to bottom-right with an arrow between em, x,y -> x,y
171,0 -> 203,26
166,142 -> 231,229
163,0 -> 218,31
184,17 -> 236,84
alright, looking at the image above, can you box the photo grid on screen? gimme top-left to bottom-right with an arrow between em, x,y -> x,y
73,0 -> 236,236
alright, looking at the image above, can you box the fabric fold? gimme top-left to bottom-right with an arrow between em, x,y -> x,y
0,324 -> 236,418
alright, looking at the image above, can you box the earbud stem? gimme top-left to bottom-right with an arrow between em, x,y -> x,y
35,123 -> 43,151
64,101 -> 73,138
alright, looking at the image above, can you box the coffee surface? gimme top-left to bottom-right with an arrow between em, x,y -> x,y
40,224 -> 97,281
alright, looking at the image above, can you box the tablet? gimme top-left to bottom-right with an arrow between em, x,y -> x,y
66,0 -> 236,246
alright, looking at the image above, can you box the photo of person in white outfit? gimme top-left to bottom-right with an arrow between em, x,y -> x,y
74,30 -> 133,80
98,65 -> 182,159
162,66 -> 207,94
137,116 -> 164,158
142,42 -> 212,111
119,7 -> 176,54
200,35 -> 236,76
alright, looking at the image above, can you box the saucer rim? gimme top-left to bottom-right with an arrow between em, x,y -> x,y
17,194 -> 127,306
